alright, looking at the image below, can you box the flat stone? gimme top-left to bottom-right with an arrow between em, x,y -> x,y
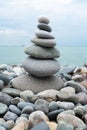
24,45 -> 60,59
57,113 -> 86,129
38,16 -> 50,24
35,30 -> 55,39
29,111 -> 49,128
12,74 -> 64,93
0,92 -> 13,105
2,88 -> 21,97
0,103 -> 8,115
22,57 -> 60,77
4,111 -> 18,121
59,65 -> 76,74
37,23 -> 52,32
31,37 -> 56,47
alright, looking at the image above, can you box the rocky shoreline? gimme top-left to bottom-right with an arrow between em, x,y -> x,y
0,63 -> 87,129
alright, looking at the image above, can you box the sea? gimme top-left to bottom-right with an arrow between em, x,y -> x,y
0,45 -> 87,66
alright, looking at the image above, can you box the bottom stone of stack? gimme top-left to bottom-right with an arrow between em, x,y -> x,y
12,74 -> 64,93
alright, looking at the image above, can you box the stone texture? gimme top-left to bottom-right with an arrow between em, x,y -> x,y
12,74 -> 64,93
29,111 -> 49,128
22,57 -> 60,77
0,92 -> 13,105
24,45 -> 60,59
57,121 -> 74,130
35,30 -> 55,39
9,105 -> 21,115
4,111 -> 18,121
0,103 -> 8,115
31,37 -> 56,47
46,121 -> 57,130
37,23 -> 52,32
21,106 -> 34,114
34,99 -> 49,113
12,121 -> 29,130
57,113 -> 86,129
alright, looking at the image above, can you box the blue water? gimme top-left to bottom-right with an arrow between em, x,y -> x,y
0,46 -> 87,66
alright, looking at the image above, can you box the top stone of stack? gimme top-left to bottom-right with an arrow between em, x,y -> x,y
38,16 -> 50,24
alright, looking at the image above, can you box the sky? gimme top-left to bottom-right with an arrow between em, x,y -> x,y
0,0 -> 87,46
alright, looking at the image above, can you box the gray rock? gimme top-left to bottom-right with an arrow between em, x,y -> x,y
4,111 -> 18,121
38,16 -> 50,24
65,81 -> 87,93
2,88 -> 21,97
1,120 -> 15,130
57,121 -> 74,130
31,121 -> 50,130
0,80 -> 4,90
9,105 -> 21,115
24,45 -> 60,59
20,90 -> 34,102
0,126 -> 6,130
22,57 -> 60,77
34,99 -> 49,113
0,92 -> 13,105
0,103 -> 8,115
49,101 -> 58,111
72,74 -> 84,82
29,111 -> 49,128
11,97 -> 24,105
12,74 -> 64,93
57,101 -> 75,110
21,106 -> 34,114
31,37 -> 56,47
17,102 -> 34,110
76,92 -> 87,105
57,113 -> 86,129
16,116 -> 28,124
47,109 -> 64,121
35,30 -> 55,39
59,65 -> 76,74
37,23 -> 52,32
37,89 -> 60,101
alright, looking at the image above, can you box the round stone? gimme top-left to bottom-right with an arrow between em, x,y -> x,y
0,103 -> 8,115
34,99 -> 49,113
22,57 -> 60,77
12,74 -> 64,93
38,16 -> 50,24
37,23 -> 52,32
31,37 -> 56,47
35,30 -> 55,39
17,102 -> 34,110
24,45 -> 60,59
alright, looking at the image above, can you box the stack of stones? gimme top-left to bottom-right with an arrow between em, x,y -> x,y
12,16 -> 64,93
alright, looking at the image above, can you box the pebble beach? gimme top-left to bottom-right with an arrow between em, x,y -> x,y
0,16 -> 87,130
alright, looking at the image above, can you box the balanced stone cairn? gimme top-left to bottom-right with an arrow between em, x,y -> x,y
12,16 -> 64,93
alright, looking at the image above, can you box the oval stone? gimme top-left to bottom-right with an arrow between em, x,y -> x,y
22,57 -> 60,77
0,103 -> 8,115
24,45 -> 60,59
38,16 -> 50,24
31,37 -> 56,47
37,23 -> 52,32
35,30 -> 55,39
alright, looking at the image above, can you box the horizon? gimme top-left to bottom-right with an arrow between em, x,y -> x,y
0,0 -> 87,46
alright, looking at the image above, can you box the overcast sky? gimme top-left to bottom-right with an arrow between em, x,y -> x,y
0,0 -> 87,46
